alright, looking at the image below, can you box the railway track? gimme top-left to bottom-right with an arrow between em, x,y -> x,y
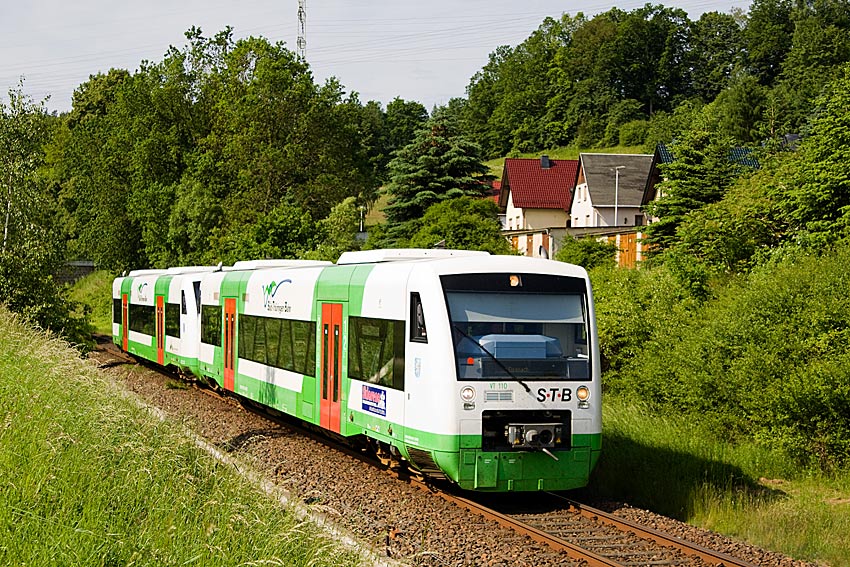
90,338 -> 796,567
436,489 -> 761,567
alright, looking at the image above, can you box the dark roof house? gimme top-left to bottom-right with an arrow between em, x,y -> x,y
576,153 -> 654,208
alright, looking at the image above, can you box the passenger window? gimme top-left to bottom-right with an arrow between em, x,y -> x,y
410,293 -> 427,343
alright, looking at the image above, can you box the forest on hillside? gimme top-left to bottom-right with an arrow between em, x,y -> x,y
3,0 -> 850,469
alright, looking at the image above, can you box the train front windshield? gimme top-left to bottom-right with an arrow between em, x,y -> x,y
442,273 -> 590,382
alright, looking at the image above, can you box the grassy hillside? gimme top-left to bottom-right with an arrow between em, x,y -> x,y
485,145 -> 648,181
0,307 -> 362,566
594,397 -> 850,565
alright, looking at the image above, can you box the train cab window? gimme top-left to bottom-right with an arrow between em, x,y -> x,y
113,298 -> 122,324
410,293 -> 427,343
441,273 -> 591,382
181,291 -> 188,315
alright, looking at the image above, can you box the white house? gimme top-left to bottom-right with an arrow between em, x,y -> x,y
571,153 -> 654,228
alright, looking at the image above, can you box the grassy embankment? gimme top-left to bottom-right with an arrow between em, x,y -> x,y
0,304 -> 363,566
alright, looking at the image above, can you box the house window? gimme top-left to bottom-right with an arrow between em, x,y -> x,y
635,214 -> 645,226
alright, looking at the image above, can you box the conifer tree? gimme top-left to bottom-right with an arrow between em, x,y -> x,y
382,114 -> 493,236
644,128 -> 736,252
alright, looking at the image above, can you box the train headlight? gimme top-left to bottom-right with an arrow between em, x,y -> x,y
460,386 -> 476,402
576,386 -> 590,409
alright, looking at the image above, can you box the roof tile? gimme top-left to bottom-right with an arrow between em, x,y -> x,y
502,158 -> 579,211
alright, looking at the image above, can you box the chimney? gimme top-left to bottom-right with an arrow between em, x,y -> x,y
540,155 -> 551,169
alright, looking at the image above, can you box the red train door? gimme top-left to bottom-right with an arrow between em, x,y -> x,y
122,294 -> 128,351
223,298 -> 236,391
320,303 -> 343,433
156,295 -> 165,365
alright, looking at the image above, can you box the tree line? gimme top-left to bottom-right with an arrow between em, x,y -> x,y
458,0 -> 850,156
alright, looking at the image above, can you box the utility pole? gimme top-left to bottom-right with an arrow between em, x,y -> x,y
612,166 -> 625,227
297,0 -> 307,61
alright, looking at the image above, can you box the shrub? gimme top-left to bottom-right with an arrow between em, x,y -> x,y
606,246 -> 850,469
554,236 -> 618,270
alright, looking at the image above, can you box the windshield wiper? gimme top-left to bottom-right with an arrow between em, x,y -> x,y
453,325 -> 532,393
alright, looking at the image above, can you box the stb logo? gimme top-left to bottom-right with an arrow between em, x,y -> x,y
262,279 -> 292,312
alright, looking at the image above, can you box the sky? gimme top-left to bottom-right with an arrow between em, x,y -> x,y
2,0 -> 749,114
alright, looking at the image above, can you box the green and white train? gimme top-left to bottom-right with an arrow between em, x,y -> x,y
113,249 -> 601,492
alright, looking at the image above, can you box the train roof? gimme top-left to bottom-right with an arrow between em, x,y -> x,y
227,259 -> 332,271
165,265 -> 221,274
126,269 -> 168,276
336,249 -> 489,265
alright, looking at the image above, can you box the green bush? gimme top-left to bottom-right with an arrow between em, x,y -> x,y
554,236 -> 618,270
619,119 -> 650,146
590,263 -> 701,379
602,247 -> 850,469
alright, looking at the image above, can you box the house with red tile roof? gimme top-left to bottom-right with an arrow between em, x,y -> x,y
497,156 -> 579,258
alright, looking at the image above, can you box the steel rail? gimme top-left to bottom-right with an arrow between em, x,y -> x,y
550,494 -> 761,567
415,482 -> 623,567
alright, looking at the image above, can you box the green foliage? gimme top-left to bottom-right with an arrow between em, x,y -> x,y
67,270 -> 115,335
618,119 -> 649,146
382,114 -> 492,233
404,197 -> 512,254
602,247 -> 850,469
0,244 -> 93,351
783,64 -> 850,246
553,236 -> 617,269
384,97 -> 428,159
301,197 -> 363,261
0,84 -> 92,349
690,11 -> 745,100
744,0 -> 795,84
48,29 -> 385,270
644,126 -> 738,252
711,76 -> 768,144
592,263 -> 702,377
216,202 -> 316,264
673,154 -> 793,273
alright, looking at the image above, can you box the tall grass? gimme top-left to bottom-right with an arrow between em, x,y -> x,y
0,307 -> 362,566
591,396 -> 850,566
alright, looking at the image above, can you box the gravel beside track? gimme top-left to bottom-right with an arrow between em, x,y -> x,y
87,341 -> 821,567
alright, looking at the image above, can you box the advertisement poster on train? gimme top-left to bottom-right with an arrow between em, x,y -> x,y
362,385 -> 387,417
